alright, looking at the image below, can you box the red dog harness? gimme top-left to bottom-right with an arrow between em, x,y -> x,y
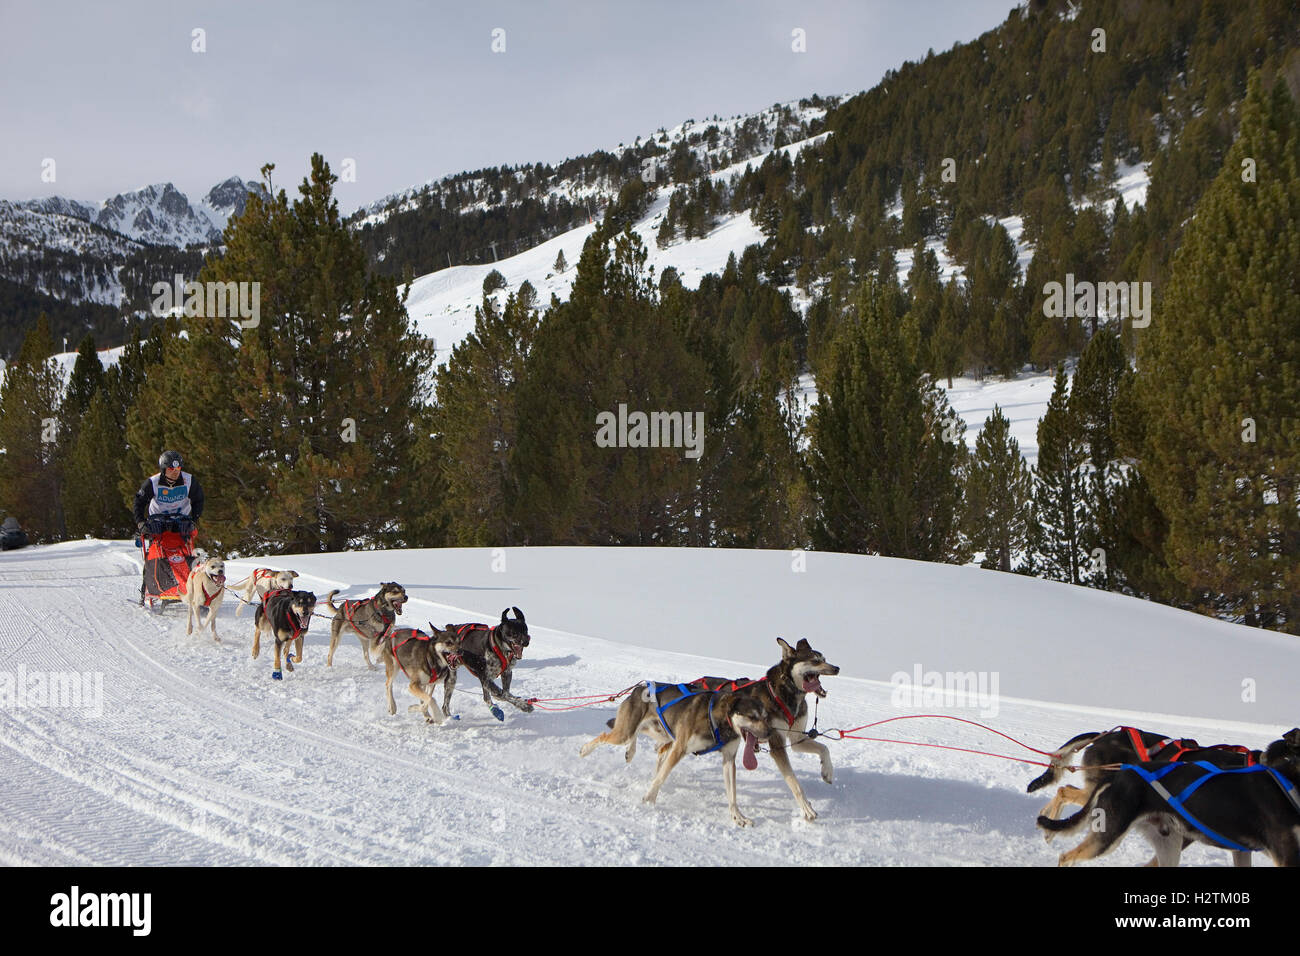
198,574 -> 225,607
452,623 -> 521,673
390,629 -> 460,681
1121,726 -> 1257,766
344,597 -> 396,640
263,588 -> 309,641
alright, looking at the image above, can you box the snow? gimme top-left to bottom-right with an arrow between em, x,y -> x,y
794,371 -> 1058,466
943,371 -> 1058,466
0,539 -> 1291,866
403,134 -> 823,366
1077,160 -> 1151,213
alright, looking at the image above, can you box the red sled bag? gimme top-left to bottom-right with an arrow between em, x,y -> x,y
138,517 -> 197,607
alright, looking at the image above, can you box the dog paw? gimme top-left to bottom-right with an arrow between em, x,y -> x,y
521,701 -> 535,713
732,812 -> 754,828
821,765 -> 834,785
801,806 -> 818,822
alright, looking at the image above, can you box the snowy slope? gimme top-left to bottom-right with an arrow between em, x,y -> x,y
403,134 -> 821,365
0,540 -> 1292,866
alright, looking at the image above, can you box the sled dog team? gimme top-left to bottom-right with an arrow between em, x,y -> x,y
188,565 -> 1300,861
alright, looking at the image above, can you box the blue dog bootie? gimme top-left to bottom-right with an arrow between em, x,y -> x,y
490,705 -> 505,722
272,670 -> 282,681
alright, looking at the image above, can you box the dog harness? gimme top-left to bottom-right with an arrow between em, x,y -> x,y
1118,725 -> 1257,765
263,589 -> 309,641
1123,760 -> 1300,853
452,623 -> 521,674
197,574 -> 225,607
344,597 -> 396,641
390,629 -> 459,681
645,681 -> 730,756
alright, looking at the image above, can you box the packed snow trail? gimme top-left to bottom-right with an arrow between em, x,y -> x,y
0,540 -> 1292,866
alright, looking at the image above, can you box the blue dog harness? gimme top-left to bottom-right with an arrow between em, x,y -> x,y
1123,760 -> 1300,853
645,681 -> 727,755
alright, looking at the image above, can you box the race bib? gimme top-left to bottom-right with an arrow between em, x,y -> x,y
157,485 -> 189,505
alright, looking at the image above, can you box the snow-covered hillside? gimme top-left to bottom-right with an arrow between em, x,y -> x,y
0,540 -> 1291,866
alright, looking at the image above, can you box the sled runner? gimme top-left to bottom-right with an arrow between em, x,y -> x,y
137,515 -> 197,609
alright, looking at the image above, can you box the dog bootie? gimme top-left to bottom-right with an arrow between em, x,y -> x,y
490,705 -> 504,722
272,670 -> 282,681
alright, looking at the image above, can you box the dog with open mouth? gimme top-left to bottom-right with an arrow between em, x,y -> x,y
439,607 -> 533,721
580,637 -> 840,826
253,589 -> 317,680
325,582 -> 407,669
228,568 -> 299,617
384,625 -> 462,725
183,554 -> 226,642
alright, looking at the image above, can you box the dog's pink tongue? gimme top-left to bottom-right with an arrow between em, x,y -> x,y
742,731 -> 758,770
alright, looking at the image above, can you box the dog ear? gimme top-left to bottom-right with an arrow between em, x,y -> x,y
1284,728 -> 1300,747
512,606 -> 525,623
796,638 -> 811,651
501,609 -> 510,624
289,570 -> 299,578
776,637 -> 794,658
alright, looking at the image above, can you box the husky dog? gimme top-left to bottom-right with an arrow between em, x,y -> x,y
253,589 -> 318,680
183,555 -> 226,642
228,568 -> 299,617
581,637 -> 840,826
1039,728 -> 1300,867
325,582 -> 407,668
440,608 -> 533,721
383,625 -> 461,724
1029,725 -> 1262,865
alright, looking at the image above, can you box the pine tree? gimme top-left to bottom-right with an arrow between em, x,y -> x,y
512,226 -> 708,544
1071,327 -> 1129,588
806,279 -> 965,560
553,249 -> 568,274
55,333 -> 105,537
1031,366 -> 1085,583
124,156 -> 435,555
64,390 -> 131,538
963,405 -> 1034,572
0,316 -> 62,541
58,334 -> 103,437
432,291 -> 539,545
1137,75 -> 1300,632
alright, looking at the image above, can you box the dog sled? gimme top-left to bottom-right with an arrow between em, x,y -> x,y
137,515 -> 197,609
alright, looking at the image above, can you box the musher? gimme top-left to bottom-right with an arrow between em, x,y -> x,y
134,449 -> 204,542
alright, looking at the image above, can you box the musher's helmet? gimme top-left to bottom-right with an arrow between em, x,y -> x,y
159,450 -> 184,470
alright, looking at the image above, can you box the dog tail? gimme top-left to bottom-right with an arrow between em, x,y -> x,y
1037,781 -> 1109,835
326,589 -> 343,612
1026,731 -> 1102,793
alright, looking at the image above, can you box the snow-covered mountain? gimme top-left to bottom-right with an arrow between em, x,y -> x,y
0,177 -> 261,310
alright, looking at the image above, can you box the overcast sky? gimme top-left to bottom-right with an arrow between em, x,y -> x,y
0,0 -> 1016,213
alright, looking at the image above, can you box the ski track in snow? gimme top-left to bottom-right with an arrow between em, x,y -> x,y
0,540 -> 1287,866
